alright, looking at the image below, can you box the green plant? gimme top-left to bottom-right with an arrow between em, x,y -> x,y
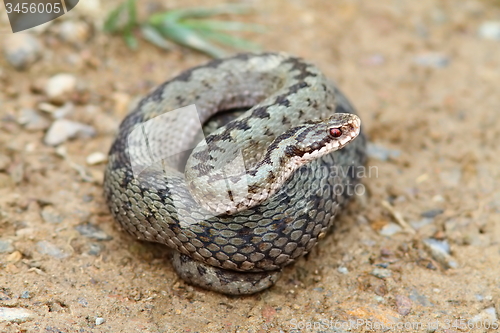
104,0 -> 264,58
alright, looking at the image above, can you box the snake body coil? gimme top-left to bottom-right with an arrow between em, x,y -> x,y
104,53 -> 366,295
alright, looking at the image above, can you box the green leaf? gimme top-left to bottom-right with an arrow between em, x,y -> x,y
126,0 -> 137,26
140,24 -> 174,50
123,30 -> 138,49
104,2 -> 127,32
155,22 -> 226,58
149,4 -> 252,25
180,19 -> 265,33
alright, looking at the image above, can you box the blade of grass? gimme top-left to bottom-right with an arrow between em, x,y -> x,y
104,2 -> 127,32
180,19 -> 265,33
149,4 -> 252,24
123,30 -> 138,49
126,0 -> 138,26
155,22 -> 226,57
140,24 -> 175,50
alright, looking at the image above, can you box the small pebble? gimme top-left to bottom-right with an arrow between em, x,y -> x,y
366,143 -> 401,161
395,295 -> 412,316
470,307 -> 497,325
0,240 -> 14,253
77,0 -> 102,16
36,240 -> 69,259
52,102 -> 75,119
20,291 -> 31,299
75,223 -> 112,241
432,195 -> 445,203
86,152 -> 107,165
421,209 -> 443,218
478,21 -> 500,41
379,223 -> 402,236
77,297 -> 89,307
337,266 -> 349,275
38,102 -> 59,114
44,119 -> 96,146
44,73 -> 78,104
95,317 -> 105,325
6,251 -> 22,263
410,218 -> 434,230
413,53 -> 450,68
0,307 -> 35,323
57,21 -> 91,45
88,243 -> 104,256
2,34 -> 42,70
111,92 -> 133,116
18,108 -> 50,131
423,238 -> 458,269
41,206 -> 64,224
371,268 -> 392,279
409,288 -> 433,307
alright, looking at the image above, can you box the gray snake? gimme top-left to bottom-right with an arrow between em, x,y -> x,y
104,52 -> 366,295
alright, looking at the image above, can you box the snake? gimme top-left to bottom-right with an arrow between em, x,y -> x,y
103,52 -> 367,295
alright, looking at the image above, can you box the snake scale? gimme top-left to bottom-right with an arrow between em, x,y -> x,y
104,52 -> 367,295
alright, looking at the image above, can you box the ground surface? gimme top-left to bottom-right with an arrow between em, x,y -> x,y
1,0 -> 500,332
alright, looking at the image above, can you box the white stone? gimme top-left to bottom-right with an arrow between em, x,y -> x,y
86,152 -> 107,165
0,307 -> 35,323
44,119 -> 96,146
2,34 -> 42,70
45,74 -> 77,103
58,21 -> 91,45
478,21 -> 500,41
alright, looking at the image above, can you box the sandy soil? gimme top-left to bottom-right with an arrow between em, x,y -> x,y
1,0 -> 500,332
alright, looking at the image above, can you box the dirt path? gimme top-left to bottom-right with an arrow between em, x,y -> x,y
1,0 -> 500,331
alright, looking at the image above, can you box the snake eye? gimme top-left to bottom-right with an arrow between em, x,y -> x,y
329,128 -> 342,138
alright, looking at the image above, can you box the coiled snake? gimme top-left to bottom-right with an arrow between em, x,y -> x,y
104,52 -> 366,295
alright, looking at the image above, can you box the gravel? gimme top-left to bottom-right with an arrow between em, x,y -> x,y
371,268 -> 392,279
478,21 -> 500,41
420,209 -> 444,218
75,223 -> 112,241
423,238 -> 458,269
413,53 -> 450,68
0,307 -> 35,323
44,119 -> 96,146
86,152 -> 107,165
0,240 -> 14,253
18,108 -> 51,131
2,34 -> 42,70
41,206 -> 64,224
44,73 -> 78,104
36,240 -> 70,259
366,143 -> 401,161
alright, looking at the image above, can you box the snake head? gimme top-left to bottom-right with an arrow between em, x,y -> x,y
284,112 -> 361,162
